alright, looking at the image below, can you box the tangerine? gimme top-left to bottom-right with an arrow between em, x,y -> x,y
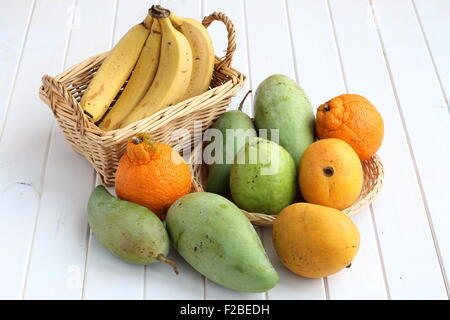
315,94 -> 384,160
115,134 -> 192,220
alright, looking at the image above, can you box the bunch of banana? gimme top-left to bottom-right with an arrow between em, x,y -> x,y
81,5 -> 215,131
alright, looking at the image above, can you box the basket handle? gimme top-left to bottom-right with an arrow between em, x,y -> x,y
202,12 -> 236,70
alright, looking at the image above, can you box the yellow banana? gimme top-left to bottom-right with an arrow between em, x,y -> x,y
99,19 -> 162,131
119,8 -> 193,128
169,12 -> 215,100
81,15 -> 152,122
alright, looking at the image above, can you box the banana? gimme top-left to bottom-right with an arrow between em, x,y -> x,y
169,11 -> 215,100
99,19 -> 162,131
81,15 -> 152,122
119,7 -> 193,128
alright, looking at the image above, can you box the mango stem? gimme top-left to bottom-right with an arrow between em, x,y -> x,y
238,90 -> 252,111
157,254 -> 179,274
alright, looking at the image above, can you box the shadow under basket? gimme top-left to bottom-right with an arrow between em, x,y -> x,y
39,12 -> 245,187
190,152 -> 384,227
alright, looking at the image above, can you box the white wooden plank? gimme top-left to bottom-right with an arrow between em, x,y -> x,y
23,0 -> 114,300
245,0 -> 326,300
202,0 -> 252,114
413,0 -> 450,110
244,0 -> 295,89
0,0 -> 75,300
286,0 -> 387,300
371,0 -> 450,297
286,0 -> 345,105
0,0 -> 34,135
329,0 -> 448,299
82,0 -> 149,300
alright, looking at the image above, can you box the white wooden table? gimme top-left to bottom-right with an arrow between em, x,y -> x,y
1,0 -> 449,300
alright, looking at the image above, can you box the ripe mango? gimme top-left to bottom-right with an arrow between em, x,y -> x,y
205,95 -> 256,194
166,192 -> 279,292
230,138 -> 297,214
254,74 -> 315,165
299,138 -> 363,210
273,203 -> 360,278
87,186 -> 177,271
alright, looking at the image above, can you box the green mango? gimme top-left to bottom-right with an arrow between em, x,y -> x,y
205,91 -> 257,195
87,186 -> 177,272
166,192 -> 279,292
230,138 -> 297,214
254,74 -> 315,165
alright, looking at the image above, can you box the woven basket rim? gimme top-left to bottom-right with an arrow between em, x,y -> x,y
190,151 -> 384,227
39,57 -> 245,137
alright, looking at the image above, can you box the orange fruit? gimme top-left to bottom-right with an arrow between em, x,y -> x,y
315,94 -> 384,160
115,134 -> 192,220
299,139 -> 363,210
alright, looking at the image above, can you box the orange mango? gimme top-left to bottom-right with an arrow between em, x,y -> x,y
299,138 -> 363,210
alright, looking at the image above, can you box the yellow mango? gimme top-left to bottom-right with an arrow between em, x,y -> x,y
299,138 -> 363,210
272,203 -> 360,278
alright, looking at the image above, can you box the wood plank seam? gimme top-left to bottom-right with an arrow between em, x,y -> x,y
325,0 -> 349,90
368,204 -> 392,299
368,0 -> 450,299
20,0 -> 78,299
326,0 -> 389,300
0,0 -> 36,142
411,0 -> 450,113
283,0 -> 300,87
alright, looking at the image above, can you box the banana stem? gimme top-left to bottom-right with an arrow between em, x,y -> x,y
149,5 -> 170,19
157,254 -> 179,274
238,90 -> 252,111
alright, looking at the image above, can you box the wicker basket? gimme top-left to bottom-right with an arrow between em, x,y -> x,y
190,148 -> 384,227
39,12 -> 245,186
